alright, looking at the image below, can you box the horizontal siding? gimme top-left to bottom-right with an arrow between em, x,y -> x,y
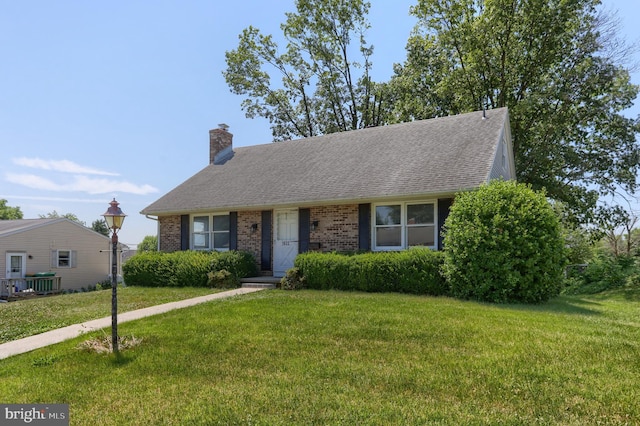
1,221 -> 112,290
489,125 -> 515,181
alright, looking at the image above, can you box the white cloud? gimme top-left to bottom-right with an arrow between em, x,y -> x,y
5,173 -> 159,195
0,195 -> 106,204
5,173 -> 62,191
69,176 -> 159,195
12,157 -> 119,176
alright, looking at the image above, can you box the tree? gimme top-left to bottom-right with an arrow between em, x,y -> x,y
0,199 -> 23,220
224,0 -> 388,141
390,0 -> 640,224
137,235 -> 158,252
600,211 -> 640,257
39,210 -> 86,226
91,219 -> 110,237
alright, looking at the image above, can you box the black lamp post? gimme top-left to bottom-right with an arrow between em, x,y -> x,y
102,198 -> 126,354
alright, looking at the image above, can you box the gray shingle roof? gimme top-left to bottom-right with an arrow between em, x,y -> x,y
142,108 -> 510,215
0,218 -> 61,236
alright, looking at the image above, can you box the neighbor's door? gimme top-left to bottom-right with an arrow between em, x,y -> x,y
273,209 -> 298,277
6,253 -> 27,291
6,253 -> 26,279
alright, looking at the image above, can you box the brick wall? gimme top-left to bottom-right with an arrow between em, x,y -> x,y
158,205 -> 361,261
308,204 -> 359,252
237,211 -> 264,272
159,215 -> 182,252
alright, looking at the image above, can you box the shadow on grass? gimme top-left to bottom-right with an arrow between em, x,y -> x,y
496,295 -> 603,316
111,353 -> 134,367
584,286 -> 640,302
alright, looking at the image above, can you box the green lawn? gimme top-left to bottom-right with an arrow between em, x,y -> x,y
1,289 -> 638,425
0,286 -> 217,343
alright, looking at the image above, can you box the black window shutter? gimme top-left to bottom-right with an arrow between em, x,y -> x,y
437,198 -> 454,250
229,212 -> 238,250
180,215 -> 190,250
299,208 -> 310,253
261,210 -> 272,271
358,203 -> 371,251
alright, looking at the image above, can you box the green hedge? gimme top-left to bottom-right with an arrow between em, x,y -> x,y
293,248 -> 447,295
123,250 -> 258,287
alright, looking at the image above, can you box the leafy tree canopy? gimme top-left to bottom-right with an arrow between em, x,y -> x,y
138,235 -> 158,252
224,0 -> 388,141
0,199 -> 23,220
39,210 -> 86,226
389,0 -> 640,224
91,219 -> 110,237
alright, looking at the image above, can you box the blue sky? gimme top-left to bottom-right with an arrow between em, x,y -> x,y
1,0 -> 638,247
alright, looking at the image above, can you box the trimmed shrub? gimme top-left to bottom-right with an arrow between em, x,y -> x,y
207,269 -> 236,288
294,248 -> 446,295
123,250 -> 257,287
280,267 -> 306,290
122,252 -> 163,287
210,250 -> 258,283
443,180 -> 565,303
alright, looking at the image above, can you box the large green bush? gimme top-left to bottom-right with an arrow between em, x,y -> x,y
443,180 -> 565,303
294,248 -> 447,295
123,250 -> 257,287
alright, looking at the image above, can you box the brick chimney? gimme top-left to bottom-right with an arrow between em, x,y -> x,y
209,123 -> 233,164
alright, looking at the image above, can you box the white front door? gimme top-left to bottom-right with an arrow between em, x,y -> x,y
6,253 -> 27,291
273,209 -> 299,277
6,253 -> 26,279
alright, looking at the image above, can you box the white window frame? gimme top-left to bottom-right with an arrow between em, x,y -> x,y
372,201 -> 437,251
191,213 -> 230,251
52,250 -> 77,268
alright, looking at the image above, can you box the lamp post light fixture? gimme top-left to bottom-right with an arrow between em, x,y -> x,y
102,198 -> 126,354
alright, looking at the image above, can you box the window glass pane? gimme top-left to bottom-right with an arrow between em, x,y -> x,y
193,216 -> 209,233
376,227 -> 402,247
213,215 -> 229,232
277,212 -> 297,241
10,256 -> 22,272
193,233 -> 208,249
407,204 -> 434,225
407,226 -> 435,247
213,232 -> 229,249
58,250 -> 70,267
376,205 -> 401,225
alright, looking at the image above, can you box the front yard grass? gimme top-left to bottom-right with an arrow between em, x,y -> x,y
0,289 -> 638,424
0,286 -> 217,343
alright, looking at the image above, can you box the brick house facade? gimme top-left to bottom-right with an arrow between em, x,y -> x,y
143,109 -> 515,277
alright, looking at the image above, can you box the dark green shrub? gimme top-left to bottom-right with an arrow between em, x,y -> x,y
294,248 -> 446,295
123,252 -> 164,286
280,267 -> 306,290
169,251 -> 214,287
123,250 -> 257,287
443,180 -> 565,303
563,253 -> 637,295
210,251 -> 258,282
207,269 -> 236,288
95,279 -> 112,290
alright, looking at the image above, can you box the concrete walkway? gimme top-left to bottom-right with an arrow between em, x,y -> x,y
0,287 -> 265,360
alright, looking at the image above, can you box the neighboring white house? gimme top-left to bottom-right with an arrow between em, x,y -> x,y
1,218 -> 121,295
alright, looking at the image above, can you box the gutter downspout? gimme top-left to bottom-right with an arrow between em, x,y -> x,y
145,215 -> 160,251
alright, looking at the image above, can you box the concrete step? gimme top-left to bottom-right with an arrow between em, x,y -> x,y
240,276 -> 280,289
241,283 -> 277,289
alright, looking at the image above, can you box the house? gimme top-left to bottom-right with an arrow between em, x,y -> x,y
0,218 -> 119,295
141,108 -> 515,277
